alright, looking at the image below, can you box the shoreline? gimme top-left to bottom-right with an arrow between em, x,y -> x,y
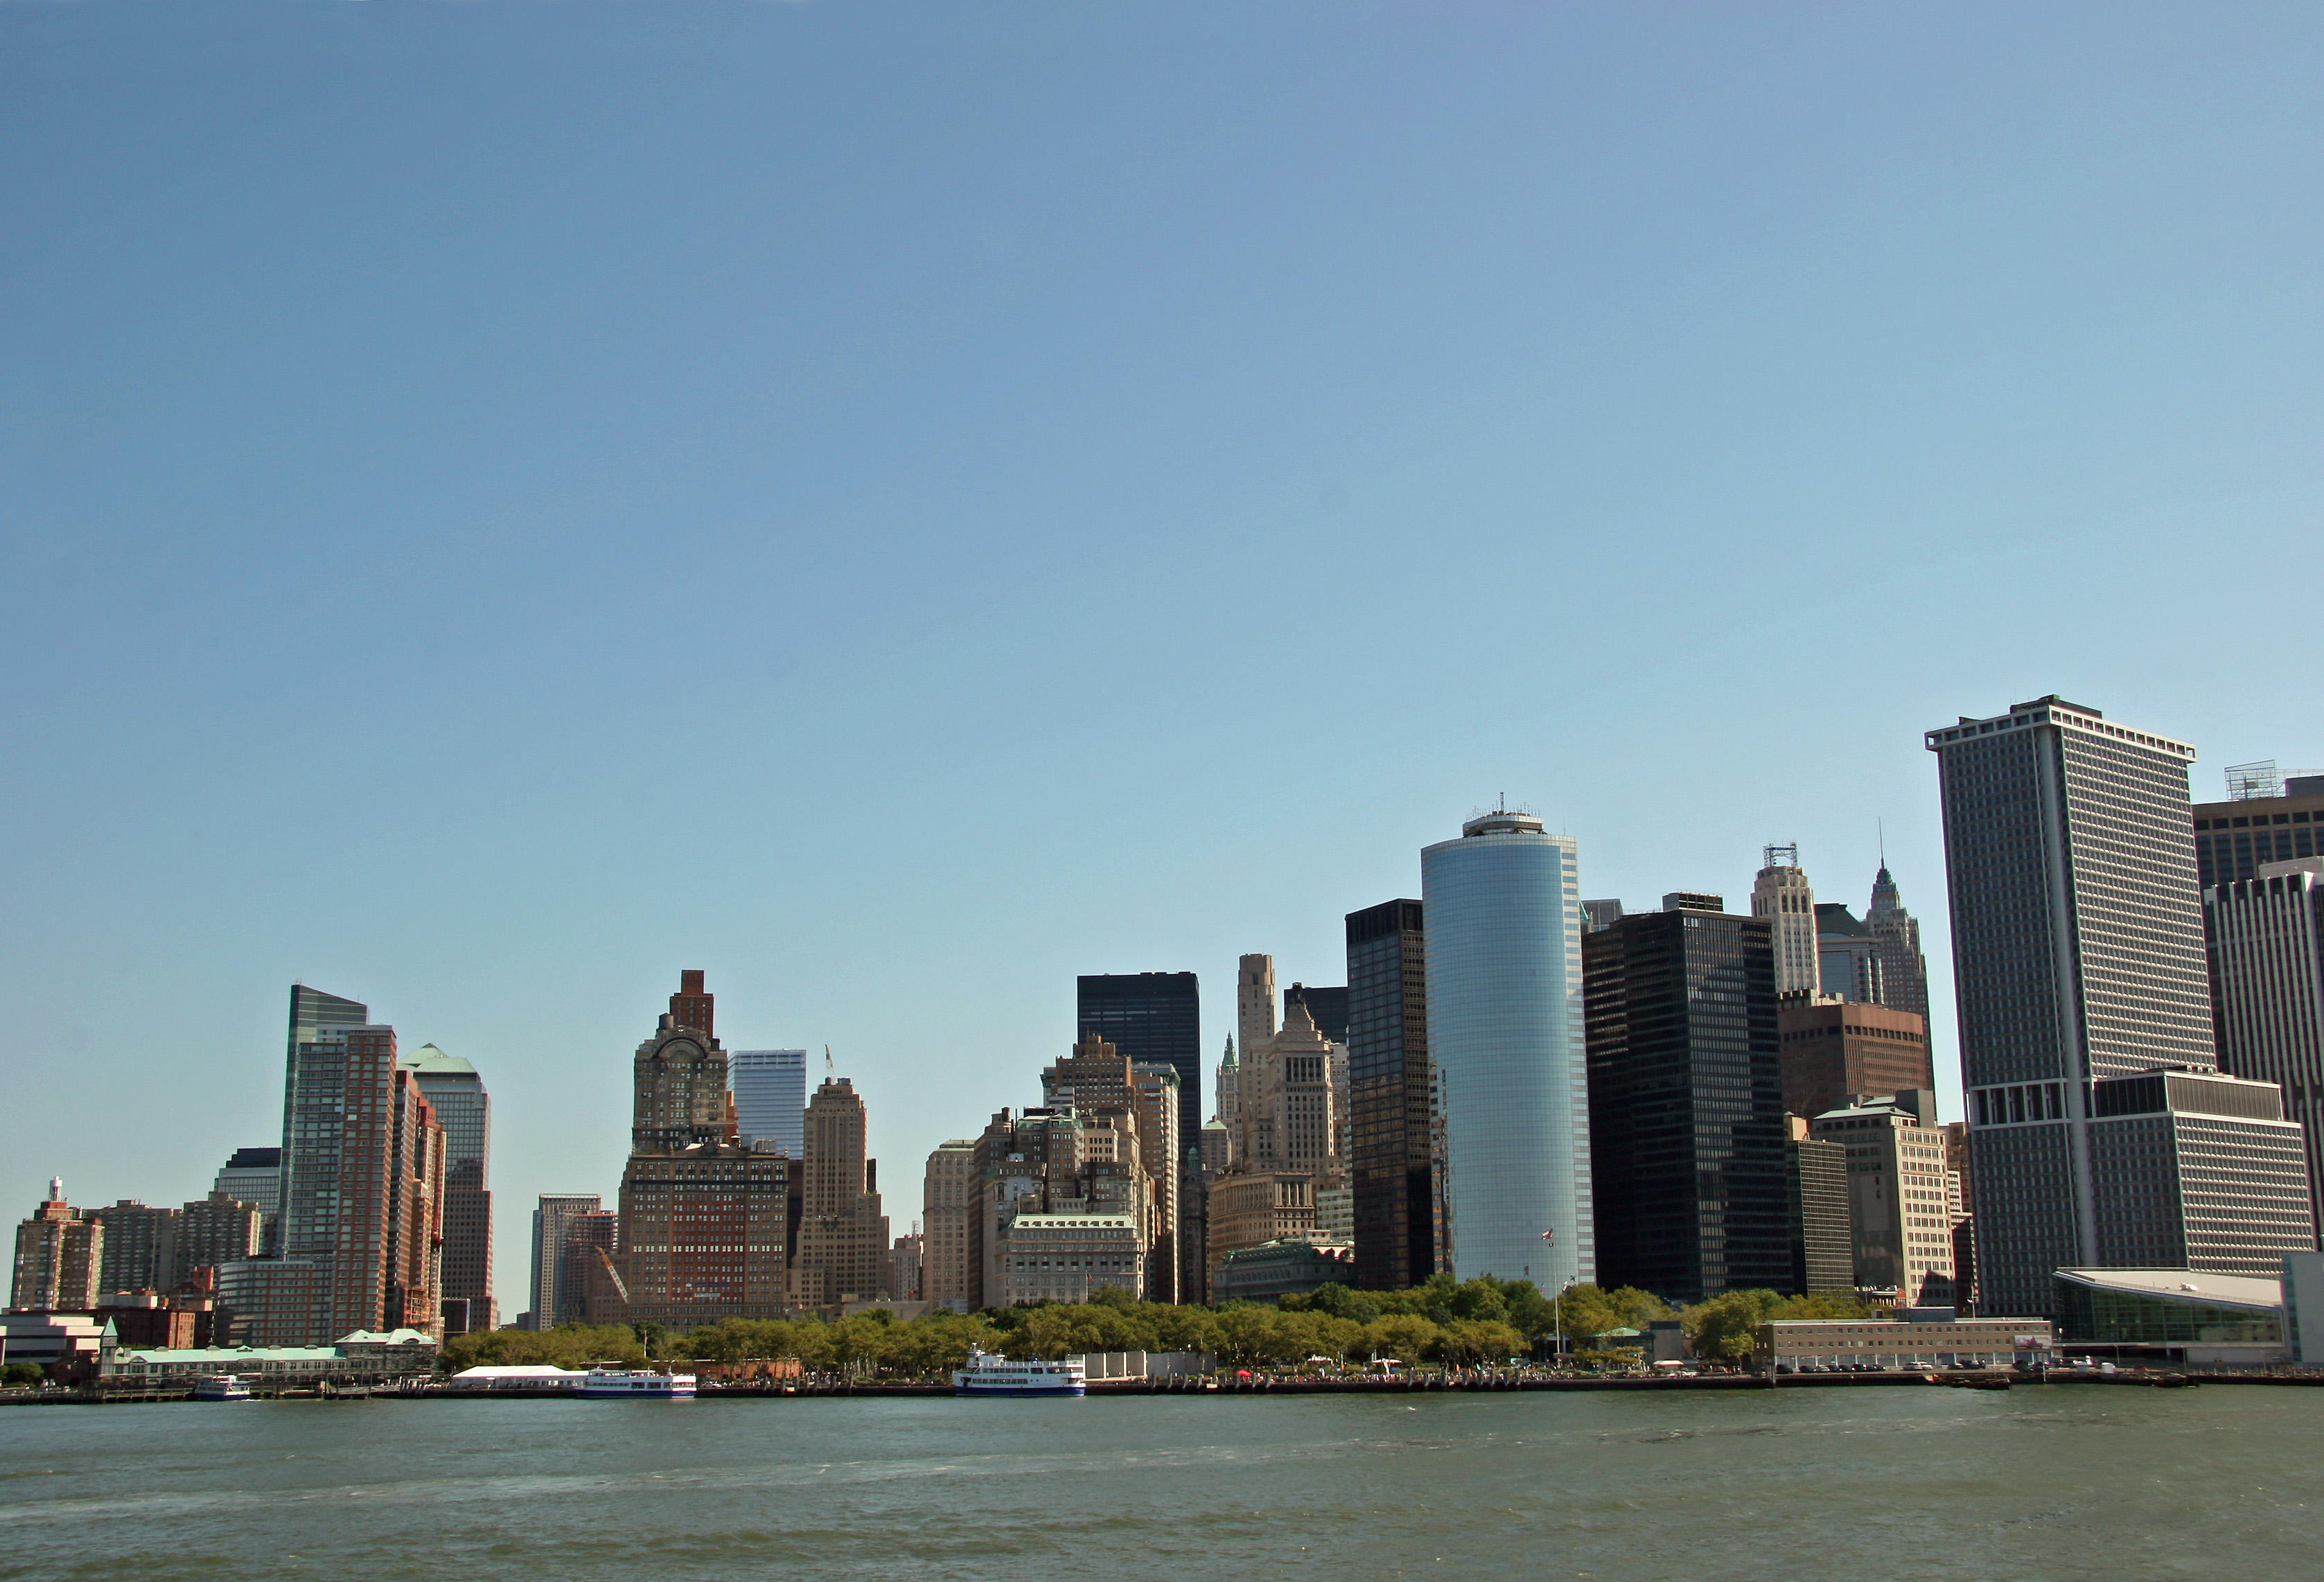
11,1367 -> 2319,1406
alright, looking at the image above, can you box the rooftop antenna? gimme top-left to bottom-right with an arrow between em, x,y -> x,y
825,1044 -> 835,1079
1878,818 -> 1887,868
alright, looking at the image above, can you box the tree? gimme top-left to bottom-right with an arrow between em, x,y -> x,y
440,1323 -> 644,1373
1280,1283 -> 1382,1325
1360,1314 -> 1439,1363
3,1362 -> 44,1387
1434,1319 -> 1524,1366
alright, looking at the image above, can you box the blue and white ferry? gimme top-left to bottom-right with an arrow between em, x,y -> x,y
952,1349 -> 1086,1397
579,1368 -> 696,1399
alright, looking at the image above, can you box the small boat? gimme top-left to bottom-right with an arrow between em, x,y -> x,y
952,1348 -> 1086,1397
578,1369 -> 697,1400
192,1375 -> 251,1401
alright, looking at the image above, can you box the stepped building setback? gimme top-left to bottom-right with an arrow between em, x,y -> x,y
1929,696 -> 2316,1318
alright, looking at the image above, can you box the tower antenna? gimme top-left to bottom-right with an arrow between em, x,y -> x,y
825,1043 -> 835,1079
1878,818 -> 1887,868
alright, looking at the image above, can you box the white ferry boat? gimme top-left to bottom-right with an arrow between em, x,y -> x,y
579,1369 -> 696,1399
952,1349 -> 1086,1397
192,1375 -> 251,1401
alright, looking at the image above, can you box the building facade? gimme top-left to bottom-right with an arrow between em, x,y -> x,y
730,1048 -> 809,1157
1077,971 -> 1202,1158
994,1214 -> 1143,1306
2204,857 -> 2324,1245
10,1182 -> 101,1311
1930,696 -> 2318,1317
1204,1172 -> 1317,1299
1865,865 -> 1933,1025
93,1202 -> 178,1297
1421,809 -> 1591,1290
529,1193 -> 601,1330
922,1141 -> 980,1312
402,1044 -> 493,1334
212,1146 -> 282,1225
1815,904 -> 1884,1003
220,990 -> 448,1347
1786,1122 -> 1853,1295
1584,901 -> 1791,1305
1347,898 -> 1434,1292
1776,992 -> 1934,1123
1751,845 -> 1821,996
1808,1095 -> 1957,1304
792,1075 -> 892,1308
614,973 -> 800,1328
2194,772 -> 2324,888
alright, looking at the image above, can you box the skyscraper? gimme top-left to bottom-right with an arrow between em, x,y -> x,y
403,1044 -> 493,1334
1237,956 -> 1277,1085
1347,898 -> 1434,1291
1865,865 -> 1932,1024
1077,971 -> 1202,1161
2204,857 -> 2324,1244
1584,899 -> 1791,1305
529,1193 -> 601,1330
730,1048 -> 809,1157
1751,845 -> 1820,996
792,1075 -> 892,1308
1930,696 -> 2316,1317
212,1147 -> 282,1222
922,1141 -> 980,1312
92,1202 -> 177,1297
10,1181 -> 100,1311
615,972 -> 795,1328
1420,809 -> 1592,1290
223,996 -> 447,1346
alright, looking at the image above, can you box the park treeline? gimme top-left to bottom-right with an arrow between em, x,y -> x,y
443,1277 -> 1870,1376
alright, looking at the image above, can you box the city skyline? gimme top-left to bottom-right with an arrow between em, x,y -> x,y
8,760 -> 2303,1315
8,4 -> 2324,1321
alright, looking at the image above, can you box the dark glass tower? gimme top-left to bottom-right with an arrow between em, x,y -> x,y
1584,904 -> 1791,1306
1346,899 -> 1434,1290
1077,972 -> 1202,1150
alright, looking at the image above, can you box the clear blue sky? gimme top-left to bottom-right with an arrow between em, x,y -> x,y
3,3 -> 2319,1310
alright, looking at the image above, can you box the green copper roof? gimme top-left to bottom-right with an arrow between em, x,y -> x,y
399,1043 -> 477,1075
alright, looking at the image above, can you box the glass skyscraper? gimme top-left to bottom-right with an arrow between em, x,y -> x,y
1420,810 -> 1592,1290
1346,898 -> 1436,1291
730,1048 -> 809,1157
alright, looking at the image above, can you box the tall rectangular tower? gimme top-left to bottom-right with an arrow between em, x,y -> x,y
1346,898 -> 1434,1291
2205,858 -> 2324,1244
730,1049 -> 808,1157
403,1044 -> 493,1333
1930,696 -> 2314,1317
529,1193 -> 601,1329
1584,902 -> 1792,1305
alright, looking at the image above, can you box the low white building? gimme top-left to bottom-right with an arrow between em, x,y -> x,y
1755,1315 -> 2052,1372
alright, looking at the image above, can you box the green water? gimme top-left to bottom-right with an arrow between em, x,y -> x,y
3,1386 -> 2319,1579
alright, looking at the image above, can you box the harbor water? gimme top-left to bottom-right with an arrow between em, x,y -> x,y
4,1385 -> 2321,1580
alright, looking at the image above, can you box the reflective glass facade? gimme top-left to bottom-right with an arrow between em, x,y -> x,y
730,1049 -> 808,1157
1420,814 -> 1590,1289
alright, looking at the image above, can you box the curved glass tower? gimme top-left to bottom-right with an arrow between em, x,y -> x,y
1420,810 -> 1592,1290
